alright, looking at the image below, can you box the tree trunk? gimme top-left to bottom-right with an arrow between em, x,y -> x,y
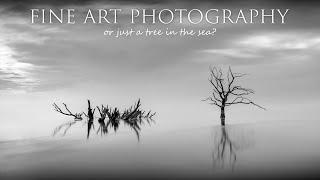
220,106 -> 225,126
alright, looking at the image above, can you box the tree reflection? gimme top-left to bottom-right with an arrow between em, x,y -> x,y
212,125 -> 254,171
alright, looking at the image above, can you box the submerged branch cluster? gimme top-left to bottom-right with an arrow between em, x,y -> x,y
53,99 -> 155,140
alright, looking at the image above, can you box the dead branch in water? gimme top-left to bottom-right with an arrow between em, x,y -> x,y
53,103 -> 83,120
53,99 -> 156,140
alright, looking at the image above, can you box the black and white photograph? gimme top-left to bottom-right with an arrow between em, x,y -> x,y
1,0 -> 320,179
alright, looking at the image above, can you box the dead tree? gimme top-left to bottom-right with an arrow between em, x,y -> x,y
87,100 -> 95,121
105,106 -> 121,131
52,99 -> 155,140
96,105 -> 108,135
99,99 -> 156,140
86,100 -> 95,139
121,99 -> 156,140
204,66 -> 265,126
53,103 -> 83,120
52,103 -> 83,136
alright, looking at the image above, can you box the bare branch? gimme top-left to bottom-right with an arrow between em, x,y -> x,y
203,97 -> 222,107
53,103 -> 82,120
226,97 -> 266,110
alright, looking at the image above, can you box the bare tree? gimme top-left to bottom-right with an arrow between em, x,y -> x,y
86,100 -> 95,139
121,99 -> 155,140
96,105 -> 108,135
53,103 -> 83,120
52,103 -> 83,136
204,66 -> 265,126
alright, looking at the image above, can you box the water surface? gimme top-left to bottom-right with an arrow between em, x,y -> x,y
1,120 -> 320,179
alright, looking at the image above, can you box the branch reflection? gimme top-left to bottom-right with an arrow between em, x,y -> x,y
212,125 -> 254,171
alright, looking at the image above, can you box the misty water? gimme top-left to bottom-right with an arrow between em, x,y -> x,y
1,120 -> 320,179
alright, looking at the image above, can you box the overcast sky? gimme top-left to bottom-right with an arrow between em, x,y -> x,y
1,0 -> 320,140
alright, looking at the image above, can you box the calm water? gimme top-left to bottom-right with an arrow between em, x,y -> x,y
1,120 -> 320,179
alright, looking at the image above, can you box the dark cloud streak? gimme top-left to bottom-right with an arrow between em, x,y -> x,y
1,0 -> 319,10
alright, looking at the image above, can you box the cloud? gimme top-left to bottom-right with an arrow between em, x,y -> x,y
238,33 -> 320,50
196,32 -> 320,65
200,48 -> 260,59
0,43 -> 39,90
0,16 -> 59,91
